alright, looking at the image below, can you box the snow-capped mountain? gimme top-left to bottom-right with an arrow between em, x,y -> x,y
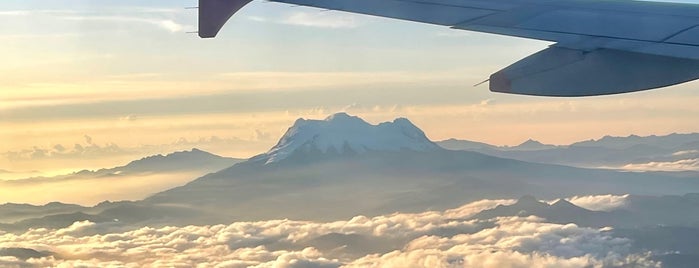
144,113 -> 699,222
260,113 -> 441,164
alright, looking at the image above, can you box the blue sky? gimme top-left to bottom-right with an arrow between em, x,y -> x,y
2,0 -> 699,175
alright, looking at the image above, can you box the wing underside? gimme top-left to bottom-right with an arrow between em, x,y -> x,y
199,0 -> 699,96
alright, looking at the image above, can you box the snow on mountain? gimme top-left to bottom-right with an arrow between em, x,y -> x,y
261,113 -> 441,164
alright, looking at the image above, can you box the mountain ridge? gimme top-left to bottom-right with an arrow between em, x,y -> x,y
437,133 -> 699,169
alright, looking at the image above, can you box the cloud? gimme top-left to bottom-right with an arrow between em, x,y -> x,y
0,11 -> 31,16
119,114 -> 139,121
0,8 -> 188,33
253,130 -> 272,141
282,11 -> 361,29
247,16 -> 269,22
479,99 -> 496,106
672,150 -> 699,156
342,103 -> 364,112
621,159 -> 699,172
63,15 -> 185,33
0,198 -> 658,267
2,139 -> 124,162
566,194 -> 629,212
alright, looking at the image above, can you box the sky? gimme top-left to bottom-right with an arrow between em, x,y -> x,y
3,0 -> 699,177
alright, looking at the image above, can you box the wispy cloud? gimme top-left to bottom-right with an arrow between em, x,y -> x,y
621,158 -> 699,172
0,8 -> 189,33
282,11 -> 361,28
0,10 -> 31,16
566,194 -> 629,211
63,15 -> 185,33
2,135 -> 124,162
247,10 -> 365,29
673,150 -> 699,156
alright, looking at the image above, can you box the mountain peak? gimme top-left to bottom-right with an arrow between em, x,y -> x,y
261,113 -> 441,164
512,139 -> 557,151
551,198 -> 576,208
520,139 -> 543,146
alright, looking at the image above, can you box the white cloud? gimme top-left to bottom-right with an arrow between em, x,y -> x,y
0,11 -> 31,16
672,150 -> 699,156
566,194 -> 629,212
247,15 -> 269,22
621,158 -> 699,172
443,198 -> 516,218
479,99 -> 496,106
0,8 -> 187,33
0,198 -> 658,267
2,139 -> 124,161
64,16 -> 185,33
283,11 -> 361,29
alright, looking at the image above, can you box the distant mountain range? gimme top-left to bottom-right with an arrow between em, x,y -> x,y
2,113 -> 699,233
437,133 -> 699,170
6,148 -> 242,183
0,149 -> 242,222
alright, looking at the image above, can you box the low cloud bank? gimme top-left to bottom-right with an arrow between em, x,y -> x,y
0,198 -> 657,267
566,194 -> 629,212
621,159 -> 699,172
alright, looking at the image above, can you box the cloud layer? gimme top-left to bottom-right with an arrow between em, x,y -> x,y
565,194 -> 629,212
621,159 -> 699,172
0,198 -> 657,267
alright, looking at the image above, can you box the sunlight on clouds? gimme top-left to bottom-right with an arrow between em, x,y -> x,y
0,70 -> 476,110
565,195 -> 630,212
0,199 -> 657,267
214,70 -> 477,92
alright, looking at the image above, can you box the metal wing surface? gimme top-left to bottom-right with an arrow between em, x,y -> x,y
199,0 -> 699,96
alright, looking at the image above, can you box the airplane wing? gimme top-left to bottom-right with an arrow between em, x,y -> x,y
198,0 -> 699,96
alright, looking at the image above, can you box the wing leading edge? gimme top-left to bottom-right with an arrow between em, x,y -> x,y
198,0 -> 699,96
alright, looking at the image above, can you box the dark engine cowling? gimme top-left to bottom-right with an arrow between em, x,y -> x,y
490,46 -> 699,97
